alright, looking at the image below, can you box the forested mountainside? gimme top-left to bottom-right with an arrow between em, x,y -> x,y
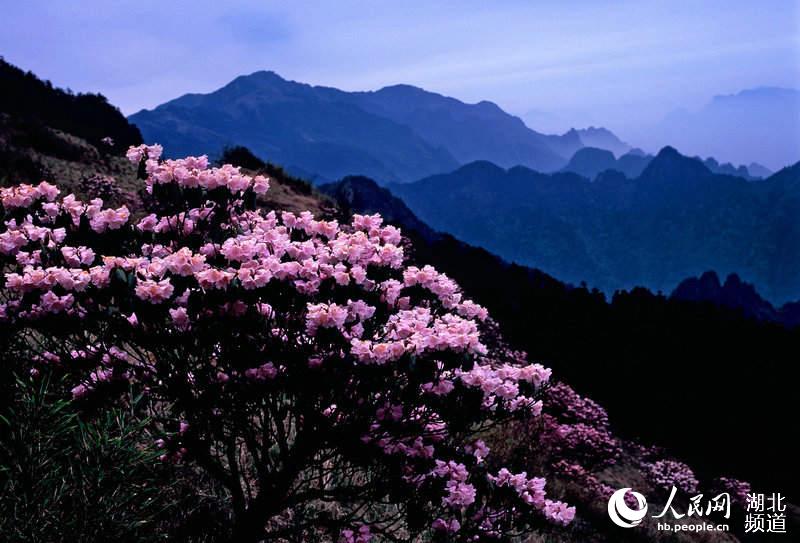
391,148 -> 800,304
323,175 -> 800,499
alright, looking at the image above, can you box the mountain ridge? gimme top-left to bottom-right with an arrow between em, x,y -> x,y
391,147 -> 800,304
129,70 -> 602,183
561,145 -> 765,181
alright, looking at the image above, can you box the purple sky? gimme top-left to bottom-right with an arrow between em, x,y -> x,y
1,1 -> 798,162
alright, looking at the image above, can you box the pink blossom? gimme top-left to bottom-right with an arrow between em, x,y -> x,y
169,307 -> 191,330
544,499 -> 576,525
135,278 -> 175,304
252,175 -> 270,194
306,303 -> 348,334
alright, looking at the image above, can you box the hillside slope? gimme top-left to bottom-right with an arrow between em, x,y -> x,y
322,175 -> 800,502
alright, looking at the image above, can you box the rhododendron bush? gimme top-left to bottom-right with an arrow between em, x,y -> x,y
0,145 -> 574,541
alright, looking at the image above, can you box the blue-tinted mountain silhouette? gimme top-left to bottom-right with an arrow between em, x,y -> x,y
671,271 -> 800,327
573,127 -> 631,157
129,71 -> 584,183
391,147 -> 800,304
128,71 -> 457,184
561,147 -> 764,181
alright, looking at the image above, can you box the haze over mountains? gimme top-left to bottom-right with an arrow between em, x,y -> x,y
634,87 -> 800,171
571,127 -> 631,157
391,148 -> 800,304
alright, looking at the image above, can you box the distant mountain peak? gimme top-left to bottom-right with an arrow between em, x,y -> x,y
561,146 -> 650,180
453,160 -> 507,176
641,146 -> 712,180
747,162 -> 773,178
374,83 -> 429,96
572,126 -> 631,157
246,69 -> 283,79
561,128 -> 583,143
214,70 -> 305,98
579,126 -> 614,135
231,70 -> 291,86
698,270 -> 723,290
655,145 -> 681,158
670,270 -> 800,325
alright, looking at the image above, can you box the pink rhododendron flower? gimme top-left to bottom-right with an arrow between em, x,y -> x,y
135,278 -> 175,304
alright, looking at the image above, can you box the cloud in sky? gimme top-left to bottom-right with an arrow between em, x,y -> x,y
1,0 -> 798,140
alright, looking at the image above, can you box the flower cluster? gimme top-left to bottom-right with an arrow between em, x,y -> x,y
712,477 -> 752,506
643,459 -> 699,494
488,468 -> 575,525
0,181 -> 59,209
551,461 -> 615,499
456,362 -> 549,412
339,525 -> 371,543
0,144 -> 572,541
539,383 -> 620,470
545,381 -> 609,427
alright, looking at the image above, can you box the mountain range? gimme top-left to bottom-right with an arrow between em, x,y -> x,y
129,71 -> 619,183
560,146 -> 769,181
128,70 -> 787,185
121,68 -> 800,303
390,147 -> 800,304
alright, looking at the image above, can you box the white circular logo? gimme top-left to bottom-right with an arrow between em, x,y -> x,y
607,488 -> 648,528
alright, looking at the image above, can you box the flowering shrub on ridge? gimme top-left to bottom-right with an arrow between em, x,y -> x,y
0,144 -> 573,542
